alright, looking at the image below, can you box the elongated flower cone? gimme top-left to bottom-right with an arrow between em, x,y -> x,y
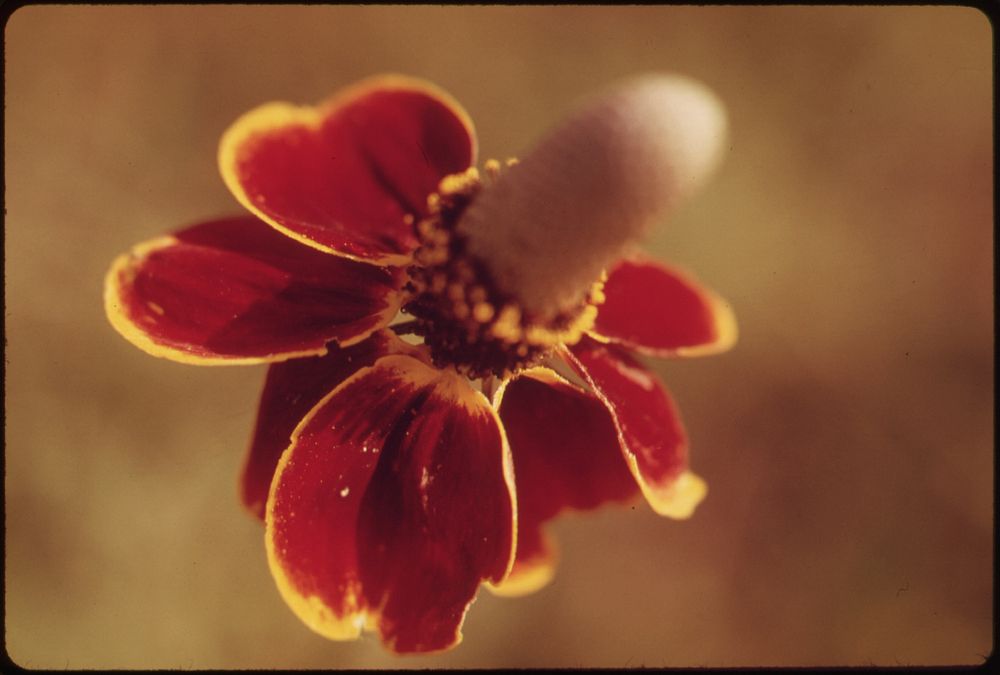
459,74 -> 727,321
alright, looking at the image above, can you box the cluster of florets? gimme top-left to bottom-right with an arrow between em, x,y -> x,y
402,163 -> 602,380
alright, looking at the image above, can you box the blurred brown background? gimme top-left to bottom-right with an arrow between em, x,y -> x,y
4,5 -> 992,668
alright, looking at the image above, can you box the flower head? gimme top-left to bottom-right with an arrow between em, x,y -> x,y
104,74 -> 735,654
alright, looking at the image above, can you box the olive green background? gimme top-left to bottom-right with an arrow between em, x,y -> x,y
4,5 -> 992,668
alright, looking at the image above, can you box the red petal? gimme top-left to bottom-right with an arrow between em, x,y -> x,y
563,337 -> 707,519
105,216 -> 405,364
265,355 -> 514,653
240,331 -> 424,520
219,75 -> 476,265
592,256 -> 737,357
491,368 -> 638,596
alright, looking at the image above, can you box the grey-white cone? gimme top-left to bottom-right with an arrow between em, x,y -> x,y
459,74 -> 728,321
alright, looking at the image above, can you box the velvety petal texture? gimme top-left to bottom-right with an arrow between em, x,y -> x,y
219,75 -> 477,265
266,354 -> 515,653
591,256 -> 737,356
104,216 -> 405,364
102,71 -> 735,657
241,331 -> 425,519
492,368 -> 638,597
563,336 -> 707,519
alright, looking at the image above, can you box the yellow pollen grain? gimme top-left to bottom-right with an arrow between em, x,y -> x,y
484,159 -> 501,180
472,302 -> 495,323
490,305 -> 523,343
478,278 -> 602,349
438,166 -> 480,195
532,304 -> 598,347
589,277 -> 607,306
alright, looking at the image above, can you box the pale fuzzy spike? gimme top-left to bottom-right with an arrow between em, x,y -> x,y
460,74 -> 727,321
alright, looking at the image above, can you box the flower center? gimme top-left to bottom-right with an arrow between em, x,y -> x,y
401,161 -> 603,380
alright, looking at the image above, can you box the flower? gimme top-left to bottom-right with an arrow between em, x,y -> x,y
104,73 -> 736,654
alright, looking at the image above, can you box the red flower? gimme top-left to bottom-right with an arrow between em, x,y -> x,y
104,74 -> 735,654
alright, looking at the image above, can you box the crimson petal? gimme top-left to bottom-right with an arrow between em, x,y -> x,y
240,331 -> 425,519
266,355 -> 515,653
491,368 -> 638,596
563,336 -> 707,518
219,75 -> 476,265
105,216 -> 405,364
592,256 -> 737,357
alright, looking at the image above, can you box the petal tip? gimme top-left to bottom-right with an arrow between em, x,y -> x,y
263,444 -> 368,643
486,555 -> 557,598
593,257 -> 738,358
645,471 -> 707,519
103,239 -> 243,366
677,292 -> 738,358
